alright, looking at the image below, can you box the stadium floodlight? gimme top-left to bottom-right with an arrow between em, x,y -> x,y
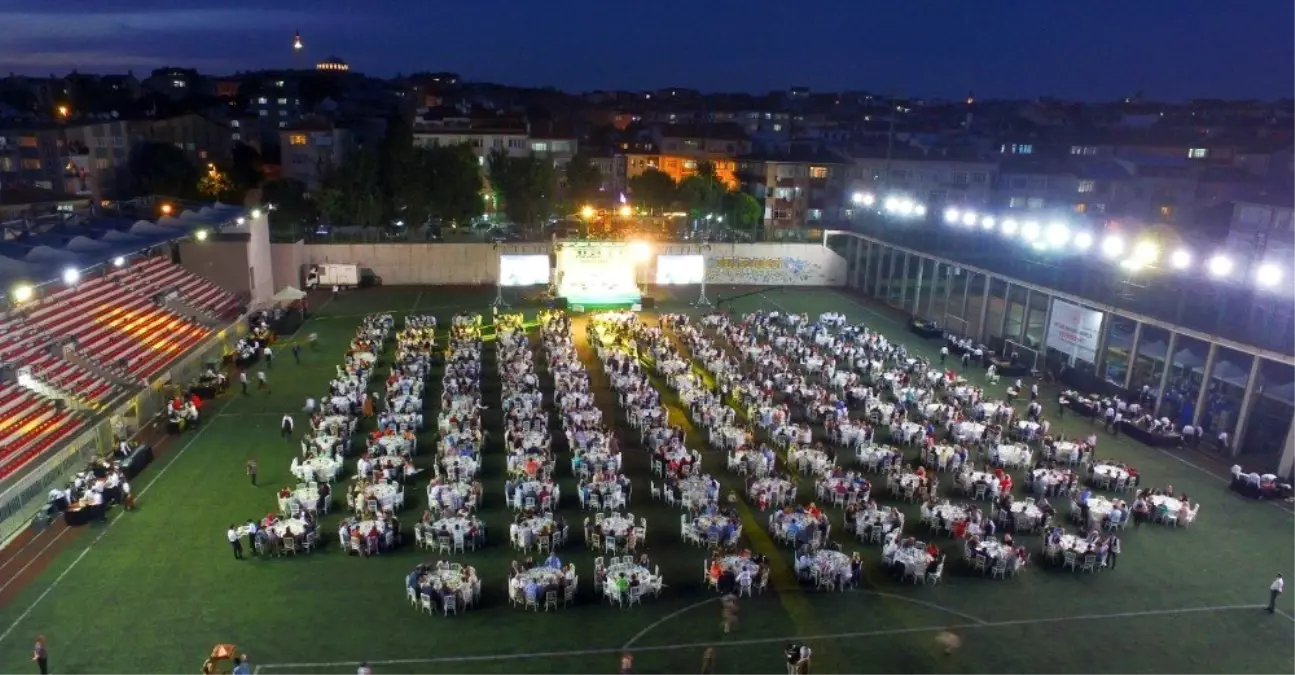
981,216 -> 995,230
618,205 -> 632,217
1255,263 -> 1282,287
112,256 -> 126,268
1170,249 -> 1191,270
1020,221 -> 1040,241
944,207 -> 960,224
1046,222 -> 1070,247
1132,240 -> 1160,266
961,211 -> 978,227
1120,257 -> 1145,272
236,217 -> 246,226
580,205 -> 596,219
195,229 -> 209,242
852,192 -> 875,206
1073,231 -> 1093,251
1101,235 -> 1124,259
12,284 -> 33,303
629,240 -> 652,262
1207,254 -> 1233,278
913,204 -> 927,217
883,196 -> 900,212
250,208 -> 263,219
1001,219 -> 1018,236
62,267 -> 80,285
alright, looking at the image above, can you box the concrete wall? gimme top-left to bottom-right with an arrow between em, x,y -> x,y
270,241 -> 306,291
245,213 -> 274,305
300,242 -> 845,286
179,239 -> 250,300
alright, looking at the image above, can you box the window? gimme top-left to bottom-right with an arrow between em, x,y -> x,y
970,172 -> 988,184
1077,180 -> 1095,193
278,121 -> 286,128
289,134 -> 308,145
807,208 -> 822,221
277,98 -> 288,105
172,79 -> 186,88
772,123 -> 782,132
889,169 -> 909,181
683,160 -> 697,170
951,172 -> 968,185
1187,148 -> 1209,159
21,158 -> 41,170
232,133 -> 241,141
927,190 -> 947,203
259,110 -> 268,117
18,136 -> 37,148
772,209 -> 792,220
772,187 -> 794,200
1092,203 -> 1106,213
1013,144 -> 1034,155
1070,145 -> 1097,156
1026,197 -> 1044,209
492,138 -> 503,149
531,142 -> 548,153
95,157 -> 110,170
278,110 -> 286,116
1074,203 -> 1087,213
1159,205 -> 1173,217
1008,197 -> 1026,208
231,120 -> 240,128
257,97 -> 267,105
809,166 -> 828,179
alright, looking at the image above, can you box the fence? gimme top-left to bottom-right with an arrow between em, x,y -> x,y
0,314 -> 250,547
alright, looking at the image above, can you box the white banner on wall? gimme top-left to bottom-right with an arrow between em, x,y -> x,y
655,255 -> 704,284
1045,298 -> 1104,364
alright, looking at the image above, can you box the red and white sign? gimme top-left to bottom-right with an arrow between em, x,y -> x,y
1045,299 -> 1104,364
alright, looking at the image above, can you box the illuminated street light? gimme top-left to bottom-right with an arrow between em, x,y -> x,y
1255,263 -> 1282,287
913,204 -> 926,217
236,217 -> 246,225
251,208 -> 263,219
1101,235 -> 1125,260
618,205 -> 632,217
1046,222 -> 1070,247
944,208 -> 960,224
195,229 -> 209,242
852,192 -> 875,206
1001,219 -> 1018,236
12,284 -> 33,303
1170,249 -> 1191,270
159,203 -> 173,216
1207,255 -> 1232,278
62,267 -> 80,285
1020,221 -> 1040,241
981,216 -> 995,230
883,196 -> 900,212
1132,240 -> 1160,265
1073,231 -> 1093,251
580,205 -> 596,219
961,212 -> 977,227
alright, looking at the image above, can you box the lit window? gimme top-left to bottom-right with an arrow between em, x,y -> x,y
257,97 -> 267,105
278,121 -> 286,128
18,136 -> 37,148
232,133 -> 241,141
1160,205 -> 1173,217
1026,197 -> 1044,209
277,98 -> 288,105
21,158 -> 41,170
772,123 -> 782,132
1070,145 -> 1097,156
1013,144 -> 1034,155
1077,180 -> 1095,193
809,166 -> 828,179
231,120 -> 240,128
1008,197 -> 1025,208
289,134 -> 308,145
259,110 -> 268,117
807,208 -> 822,221
1074,203 -> 1087,213
1187,148 -> 1208,159
683,160 -> 697,170
531,142 -> 548,153
275,80 -> 285,87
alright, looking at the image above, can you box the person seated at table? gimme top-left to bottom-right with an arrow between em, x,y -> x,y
925,541 -> 940,559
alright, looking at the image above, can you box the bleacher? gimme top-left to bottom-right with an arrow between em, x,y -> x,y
0,257 -> 240,477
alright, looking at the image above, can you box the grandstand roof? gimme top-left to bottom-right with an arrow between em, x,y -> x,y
0,202 -> 249,296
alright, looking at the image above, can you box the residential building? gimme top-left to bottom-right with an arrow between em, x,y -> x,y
616,153 -> 738,194
850,149 -> 998,209
0,124 -> 67,191
279,118 -> 354,190
737,146 -> 852,232
651,123 -> 752,160
411,111 -> 529,166
1222,198 -> 1295,269
62,119 -> 132,198
134,113 -> 233,166
141,67 -> 208,99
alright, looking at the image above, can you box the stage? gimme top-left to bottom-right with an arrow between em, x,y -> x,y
556,241 -> 643,306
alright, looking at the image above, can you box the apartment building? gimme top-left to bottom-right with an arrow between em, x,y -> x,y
850,149 -> 998,209
1223,198 -> 1295,267
737,146 -> 852,231
0,125 -> 68,191
62,119 -> 132,198
279,118 -> 355,190
651,123 -> 752,159
615,153 -> 738,193
411,112 -> 577,169
134,113 -> 233,167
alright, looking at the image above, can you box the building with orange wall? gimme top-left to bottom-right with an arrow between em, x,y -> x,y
616,153 -> 738,192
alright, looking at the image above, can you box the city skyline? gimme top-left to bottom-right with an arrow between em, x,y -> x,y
1,0 -> 1292,100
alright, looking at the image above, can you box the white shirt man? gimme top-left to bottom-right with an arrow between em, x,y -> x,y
304,397 -> 317,414
1218,431 -> 1230,448
1268,574 -> 1284,613
281,414 -> 294,438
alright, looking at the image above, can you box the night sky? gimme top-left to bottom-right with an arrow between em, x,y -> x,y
2,0 -> 1291,100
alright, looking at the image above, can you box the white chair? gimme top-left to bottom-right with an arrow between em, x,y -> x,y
406,586 -> 418,607
420,593 -> 434,615
443,595 -> 458,616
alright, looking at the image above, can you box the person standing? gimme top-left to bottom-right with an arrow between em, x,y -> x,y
618,653 -> 633,674
281,414 -> 295,440
1267,573 -> 1284,613
228,524 -> 244,559
257,370 -> 269,393
239,370 -> 249,396
262,345 -> 274,369
231,657 -> 250,675
32,636 -> 47,675
245,459 -> 258,487
939,345 -> 948,365
292,343 -> 301,365
356,662 -> 372,675
700,648 -> 715,674
1108,535 -> 1121,569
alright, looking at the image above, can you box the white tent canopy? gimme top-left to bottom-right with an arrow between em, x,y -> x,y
271,286 -> 307,303
129,219 -> 173,235
65,236 -> 111,253
24,246 -> 82,264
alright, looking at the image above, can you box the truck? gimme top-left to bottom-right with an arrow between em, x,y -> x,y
305,263 -> 381,289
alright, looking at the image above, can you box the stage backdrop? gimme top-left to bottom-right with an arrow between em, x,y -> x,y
1044,298 -> 1104,364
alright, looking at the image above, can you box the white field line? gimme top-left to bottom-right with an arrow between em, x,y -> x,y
254,602 -> 1284,672
0,525 -> 64,575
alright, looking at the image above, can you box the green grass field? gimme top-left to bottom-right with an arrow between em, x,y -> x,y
0,285 -> 1290,674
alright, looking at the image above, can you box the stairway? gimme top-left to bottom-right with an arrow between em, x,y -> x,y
16,368 -> 88,412
62,346 -> 135,388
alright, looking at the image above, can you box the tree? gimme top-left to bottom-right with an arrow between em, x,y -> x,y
723,191 -> 762,230
487,150 -> 556,233
196,163 -> 233,199
228,143 -> 265,197
314,147 -> 384,227
129,141 -> 200,199
563,152 -> 603,206
262,178 -> 316,237
425,144 -> 485,227
678,162 -> 726,221
627,168 -> 676,214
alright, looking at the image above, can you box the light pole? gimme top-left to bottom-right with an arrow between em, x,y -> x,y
695,239 -> 712,307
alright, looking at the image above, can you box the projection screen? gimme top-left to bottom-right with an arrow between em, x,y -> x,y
655,254 -> 705,285
499,254 -> 551,286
